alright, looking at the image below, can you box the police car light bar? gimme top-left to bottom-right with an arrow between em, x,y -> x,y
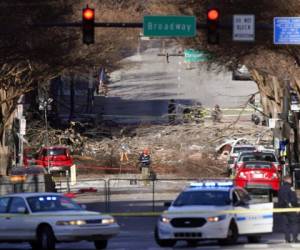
190,181 -> 233,188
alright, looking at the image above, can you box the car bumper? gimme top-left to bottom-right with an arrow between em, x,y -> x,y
54,223 -> 120,242
157,220 -> 229,240
235,179 -> 280,191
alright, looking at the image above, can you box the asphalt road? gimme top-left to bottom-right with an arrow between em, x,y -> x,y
0,201 -> 299,250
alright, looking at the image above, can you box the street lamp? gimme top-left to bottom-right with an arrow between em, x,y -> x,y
39,97 -> 53,173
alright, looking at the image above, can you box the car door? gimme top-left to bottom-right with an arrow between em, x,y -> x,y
233,189 -> 273,235
0,197 -> 11,240
2,197 -> 36,240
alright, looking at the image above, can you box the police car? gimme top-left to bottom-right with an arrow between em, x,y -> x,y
0,192 -> 119,250
155,180 -> 273,247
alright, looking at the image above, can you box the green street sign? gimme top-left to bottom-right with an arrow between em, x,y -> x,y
184,49 -> 212,62
143,16 -> 196,37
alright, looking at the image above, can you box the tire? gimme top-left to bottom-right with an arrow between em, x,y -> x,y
154,226 -> 176,247
37,226 -> 56,250
218,221 -> 238,245
247,235 -> 261,243
94,240 -> 108,249
29,241 -> 39,250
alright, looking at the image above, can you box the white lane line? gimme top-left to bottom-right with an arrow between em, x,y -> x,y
242,244 -> 269,248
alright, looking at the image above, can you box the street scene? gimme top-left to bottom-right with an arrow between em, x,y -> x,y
2,1 -> 300,250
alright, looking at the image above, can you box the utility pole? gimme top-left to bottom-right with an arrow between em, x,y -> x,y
282,77 -> 292,171
69,73 -> 75,122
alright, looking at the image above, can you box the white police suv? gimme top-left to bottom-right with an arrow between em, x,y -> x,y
155,180 -> 273,247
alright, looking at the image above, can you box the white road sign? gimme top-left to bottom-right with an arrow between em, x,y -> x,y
233,15 -> 255,41
20,118 -> 26,135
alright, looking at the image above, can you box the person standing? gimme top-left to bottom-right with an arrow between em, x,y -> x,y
278,176 -> 299,243
139,148 -> 151,185
168,99 -> 176,124
211,104 -> 222,123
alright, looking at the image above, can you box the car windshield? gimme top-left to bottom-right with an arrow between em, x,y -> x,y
240,153 -> 276,162
27,195 -> 82,212
43,148 -> 66,156
233,147 -> 255,153
244,162 -> 272,169
173,190 -> 230,206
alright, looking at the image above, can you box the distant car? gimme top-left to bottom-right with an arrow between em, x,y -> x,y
234,150 -> 282,175
35,146 -> 73,173
23,148 -> 37,167
155,180 -> 273,247
234,161 -> 280,192
227,145 -> 256,176
0,192 -> 119,250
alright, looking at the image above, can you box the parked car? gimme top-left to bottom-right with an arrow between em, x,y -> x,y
0,192 -> 119,250
35,146 -> 73,173
227,144 -> 256,176
234,161 -> 280,192
23,147 -> 37,167
233,150 -> 282,176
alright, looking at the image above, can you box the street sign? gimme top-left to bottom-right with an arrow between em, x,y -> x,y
233,15 -> 255,41
184,49 -> 211,62
20,118 -> 26,135
143,16 -> 196,37
274,17 -> 300,44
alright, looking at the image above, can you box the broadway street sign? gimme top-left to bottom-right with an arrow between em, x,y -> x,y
143,16 -> 196,37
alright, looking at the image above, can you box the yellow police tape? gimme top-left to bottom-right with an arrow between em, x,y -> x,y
106,207 -> 300,217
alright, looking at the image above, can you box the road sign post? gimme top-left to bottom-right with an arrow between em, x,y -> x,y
233,15 -> 255,42
143,16 -> 196,37
274,17 -> 300,45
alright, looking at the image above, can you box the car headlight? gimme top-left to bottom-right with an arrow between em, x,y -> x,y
160,215 -> 171,224
102,218 -> 115,225
207,215 -> 226,222
56,220 -> 86,226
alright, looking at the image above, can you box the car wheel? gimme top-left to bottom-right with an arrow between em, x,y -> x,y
37,226 -> 56,250
247,235 -> 261,243
94,240 -> 108,249
218,221 -> 238,245
29,241 -> 39,250
154,226 -> 176,247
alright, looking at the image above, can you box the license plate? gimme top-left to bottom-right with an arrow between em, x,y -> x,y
253,173 -> 263,178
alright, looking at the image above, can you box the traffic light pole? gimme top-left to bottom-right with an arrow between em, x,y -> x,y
32,21 -> 273,30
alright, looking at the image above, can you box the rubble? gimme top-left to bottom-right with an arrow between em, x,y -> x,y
26,119 -> 273,178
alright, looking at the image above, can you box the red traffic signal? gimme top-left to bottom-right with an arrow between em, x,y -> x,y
206,8 -> 220,45
82,6 -> 95,45
207,9 -> 219,21
83,7 -> 94,20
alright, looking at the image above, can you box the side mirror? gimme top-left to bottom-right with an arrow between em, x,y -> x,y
234,200 -> 247,207
164,202 -> 171,208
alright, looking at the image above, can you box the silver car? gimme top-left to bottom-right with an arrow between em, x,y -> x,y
0,192 -> 119,250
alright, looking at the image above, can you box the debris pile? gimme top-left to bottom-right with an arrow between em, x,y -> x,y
26,119 -> 273,178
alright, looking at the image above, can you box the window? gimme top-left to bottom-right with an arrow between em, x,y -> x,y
9,197 -> 27,213
173,190 -> 230,206
27,195 -> 82,212
0,198 -> 10,213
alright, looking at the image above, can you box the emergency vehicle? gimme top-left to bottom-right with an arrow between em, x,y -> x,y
155,180 -> 273,247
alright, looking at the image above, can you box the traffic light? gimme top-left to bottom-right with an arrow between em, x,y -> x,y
82,5 -> 95,45
206,8 -> 220,45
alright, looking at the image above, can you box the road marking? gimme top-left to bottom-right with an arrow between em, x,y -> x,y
243,244 -> 268,248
